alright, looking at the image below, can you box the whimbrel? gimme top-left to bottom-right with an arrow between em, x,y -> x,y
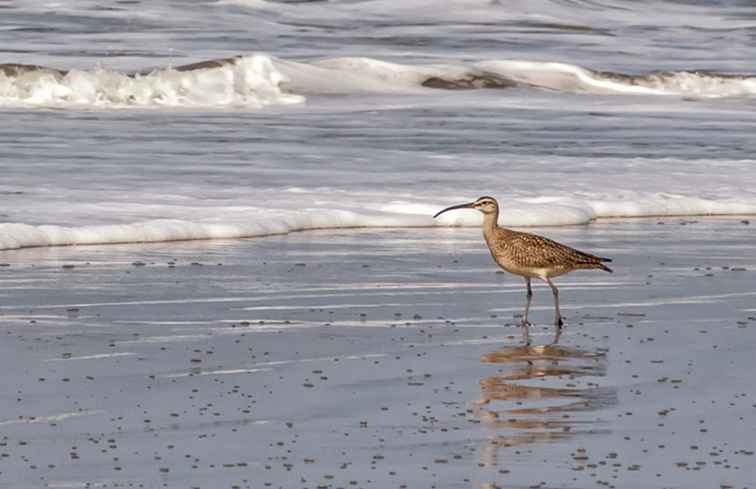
434,196 -> 612,329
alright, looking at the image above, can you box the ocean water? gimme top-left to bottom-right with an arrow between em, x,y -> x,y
1,0 -> 756,249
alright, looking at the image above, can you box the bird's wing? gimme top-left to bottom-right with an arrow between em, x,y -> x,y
496,231 -> 605,269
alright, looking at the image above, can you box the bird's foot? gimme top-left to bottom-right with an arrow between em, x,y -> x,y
519,321 -> 532,346
551,327 -> 563,345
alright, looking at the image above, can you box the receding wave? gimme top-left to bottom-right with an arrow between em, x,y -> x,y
1,193 -> 755,251
2,54 -> 756,109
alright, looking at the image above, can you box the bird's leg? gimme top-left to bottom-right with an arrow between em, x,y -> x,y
551,324 -> 563,345
520,278 -> 533,345
545,277 -> 564,329
521,320 -> 531,346
522,278 -> 533,326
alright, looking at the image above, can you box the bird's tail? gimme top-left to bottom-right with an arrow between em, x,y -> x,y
597,257 -> 613,273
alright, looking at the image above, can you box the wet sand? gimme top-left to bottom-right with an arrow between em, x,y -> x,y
0,218 -> 755,489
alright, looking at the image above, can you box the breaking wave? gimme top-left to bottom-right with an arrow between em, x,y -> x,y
0,55 -> 303,109
2,54 -> 756,109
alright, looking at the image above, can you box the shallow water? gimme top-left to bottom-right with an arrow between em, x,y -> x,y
1,0 -> 756,249
1,220 -> 755,488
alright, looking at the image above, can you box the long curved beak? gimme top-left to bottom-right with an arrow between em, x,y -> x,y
433,202 -> 475,218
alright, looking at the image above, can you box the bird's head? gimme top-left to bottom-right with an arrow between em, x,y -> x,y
433,195 -> 499,218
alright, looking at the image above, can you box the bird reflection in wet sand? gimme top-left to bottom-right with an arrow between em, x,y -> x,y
473,338 -> 617,472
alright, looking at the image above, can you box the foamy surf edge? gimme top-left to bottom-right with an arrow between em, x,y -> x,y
0,55 -> 303,109
3,54 -> 756,109
2,195 -> 755,251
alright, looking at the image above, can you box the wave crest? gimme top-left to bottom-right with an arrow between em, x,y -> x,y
0,55 -> 303,109
3,54 -> 756,109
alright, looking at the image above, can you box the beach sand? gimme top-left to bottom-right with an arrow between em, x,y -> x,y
0,218 -> 755,489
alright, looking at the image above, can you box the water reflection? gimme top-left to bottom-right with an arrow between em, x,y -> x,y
474,329 -> 616,472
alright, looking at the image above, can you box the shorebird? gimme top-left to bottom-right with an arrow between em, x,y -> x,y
434,196 -> 612,330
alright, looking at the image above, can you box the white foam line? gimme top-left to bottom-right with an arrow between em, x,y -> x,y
161,353 -> 387,377
115,319 -> 294,328
296,280 -> 623,289
112,320 -> 212,326
48,482 -> 116,489
0,410 -> 103,427
0,314 -> 75,320
223,317 -> 587,330
0,294 -> 431,311
490,291 -> 756,312
433,331 -> 567,347
0,282 -> 630,311
239,284 -> 632,306
249,353 -> 386,368
162,367 -> 273,379
118,334 -> 212,344
216,318 -> 444,328
242,301 -> 450,311
46,352 -> 136,362
6,291 -> 331,310
0,296 -> 255,311
210,324 -> 314,333
236,285 -> 631,307
119,324 -> 317,343
439,336 -> 515,346
291,282 -> 498,291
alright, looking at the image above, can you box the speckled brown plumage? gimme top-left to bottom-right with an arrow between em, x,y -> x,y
434,195 -> 614,332
486,227 -> 613,276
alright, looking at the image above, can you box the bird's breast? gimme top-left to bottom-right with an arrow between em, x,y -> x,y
495,258 -> 546,278
490,253 -> 563,279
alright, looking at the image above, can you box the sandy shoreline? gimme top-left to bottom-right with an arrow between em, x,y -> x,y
0,218 -> 754,489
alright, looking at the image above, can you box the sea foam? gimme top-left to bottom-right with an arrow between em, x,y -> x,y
3,55 -> 756,110
0,55 -> 303,109
1,193 -> 755,251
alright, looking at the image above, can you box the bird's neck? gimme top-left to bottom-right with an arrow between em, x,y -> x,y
482,210 -> 499,238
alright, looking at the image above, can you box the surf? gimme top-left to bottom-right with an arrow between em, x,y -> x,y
3,54 -> 756,110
